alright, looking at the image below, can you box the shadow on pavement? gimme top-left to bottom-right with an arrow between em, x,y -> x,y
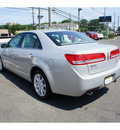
1,70 -> 109,111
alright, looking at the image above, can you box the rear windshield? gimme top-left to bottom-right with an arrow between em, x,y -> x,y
45,31 -> 96,46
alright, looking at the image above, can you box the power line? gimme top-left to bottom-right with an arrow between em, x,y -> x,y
52,9 -> 79,22
52,11 -> 69,19
51,10 -> 100,28
6,7 -> 48,11
82,10 -> 96,19
6,7 -> 30,10
52,7 -> 78,20
91,7 -> 104,15
28,7 -> 48,11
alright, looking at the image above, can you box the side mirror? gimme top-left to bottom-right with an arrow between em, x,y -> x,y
1,43 -> 7,48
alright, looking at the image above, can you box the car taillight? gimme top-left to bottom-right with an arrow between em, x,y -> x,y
65,53 -> 106,65
110,49 -> 119,59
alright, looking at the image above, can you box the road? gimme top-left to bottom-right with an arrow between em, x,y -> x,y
0,37 -> 120,122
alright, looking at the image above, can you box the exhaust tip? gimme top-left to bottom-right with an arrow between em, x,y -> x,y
87,91 -> 94,96
86,87 -> 99,96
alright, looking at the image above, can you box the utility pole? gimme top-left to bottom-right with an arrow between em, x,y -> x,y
104,7 -> 106,30
48,7 -> 51,29
118,16 -> 119,29
104,7 -> 108,38
106,23 -> 109,38
78,8 -> 82,32
38,7 -> 41,30
32,7 -> 35,30
114,11 -> 116,31
69,13 -> 71,30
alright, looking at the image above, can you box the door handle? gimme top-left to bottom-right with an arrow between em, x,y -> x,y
29,54 -> 34,58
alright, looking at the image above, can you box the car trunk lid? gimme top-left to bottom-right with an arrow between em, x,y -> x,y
82,43 -> 119,75
62,42 -> 119,75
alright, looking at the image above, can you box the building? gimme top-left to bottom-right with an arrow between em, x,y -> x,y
7,23 -> 15,26
0,29 -> 9,37
16,30 -> 25,34
0,23 -> 15,37
42,23 -> 78,31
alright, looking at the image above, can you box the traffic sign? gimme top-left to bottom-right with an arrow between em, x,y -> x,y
99,16 -> 112,23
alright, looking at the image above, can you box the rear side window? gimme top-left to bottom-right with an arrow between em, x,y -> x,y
34,39 -> 41,49
21,33 -> 42,49
8,34 -> 23,48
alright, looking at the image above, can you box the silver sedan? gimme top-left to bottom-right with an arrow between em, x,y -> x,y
0,30 -> 120,99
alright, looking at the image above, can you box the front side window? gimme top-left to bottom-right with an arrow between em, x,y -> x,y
45,31 -> 96,46
21,33 -> 41,49
8,34 -> 23,48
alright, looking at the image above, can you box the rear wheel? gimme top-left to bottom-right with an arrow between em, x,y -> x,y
32,70 -> 52,99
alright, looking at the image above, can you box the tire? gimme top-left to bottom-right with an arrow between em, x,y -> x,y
0,57 -> 5,72
32,70 -> 52,99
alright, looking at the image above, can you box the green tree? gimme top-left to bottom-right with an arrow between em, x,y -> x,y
15,24 -> 21,31
80,28 -> 88,32
52,21 -> 57,24
88,19 -> 99,31
117,26 -> 120,31
80,19 -> 89,27
8,25 -> 16,35
60,19 -> 70,23
88,19 -> 104,31
0,24 -> 9,29
79,19 -> 89,31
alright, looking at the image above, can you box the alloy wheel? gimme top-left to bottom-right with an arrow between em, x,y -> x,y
34,74 -> 47,97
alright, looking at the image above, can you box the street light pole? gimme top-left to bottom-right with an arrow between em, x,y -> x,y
78,8 -> 82,32
38,7 -> 41,30
114,11 -> 116,31
118,16 -> 119,29
32,7 -> 35,30
37,8 -> 43,30
104,7 -> 106,30
48,7 -> 51,29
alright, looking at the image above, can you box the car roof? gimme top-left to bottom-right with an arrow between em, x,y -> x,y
42,29 -> 65,33
18,29 -> 73,35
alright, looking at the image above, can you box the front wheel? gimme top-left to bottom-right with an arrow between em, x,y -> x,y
32,70 -> 52,99
0,58 -> 5,72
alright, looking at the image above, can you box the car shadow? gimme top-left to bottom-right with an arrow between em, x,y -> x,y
1,70 -> 109,111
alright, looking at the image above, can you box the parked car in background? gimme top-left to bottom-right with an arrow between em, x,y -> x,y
114,31 -> 119,36
79,32 -> 87,36
0,30 -> 120,99
94,32 -> 104,39
85,31 -> 98,40
118,31 -> 120,36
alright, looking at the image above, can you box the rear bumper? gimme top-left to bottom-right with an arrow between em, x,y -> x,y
51,62 -> 120,97
75,62 -> 120,96
98,37 -> 104,39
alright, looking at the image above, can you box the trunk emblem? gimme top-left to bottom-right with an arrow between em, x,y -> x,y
107,52 -> 110,60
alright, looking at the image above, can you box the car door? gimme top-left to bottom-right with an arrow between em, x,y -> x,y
12,33 -> 42,79
2,33 -> 23,71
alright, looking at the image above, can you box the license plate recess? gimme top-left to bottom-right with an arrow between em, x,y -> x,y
105,75 -> 113,85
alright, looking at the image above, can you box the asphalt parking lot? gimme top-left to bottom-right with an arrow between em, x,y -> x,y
0,37 -> 120,122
